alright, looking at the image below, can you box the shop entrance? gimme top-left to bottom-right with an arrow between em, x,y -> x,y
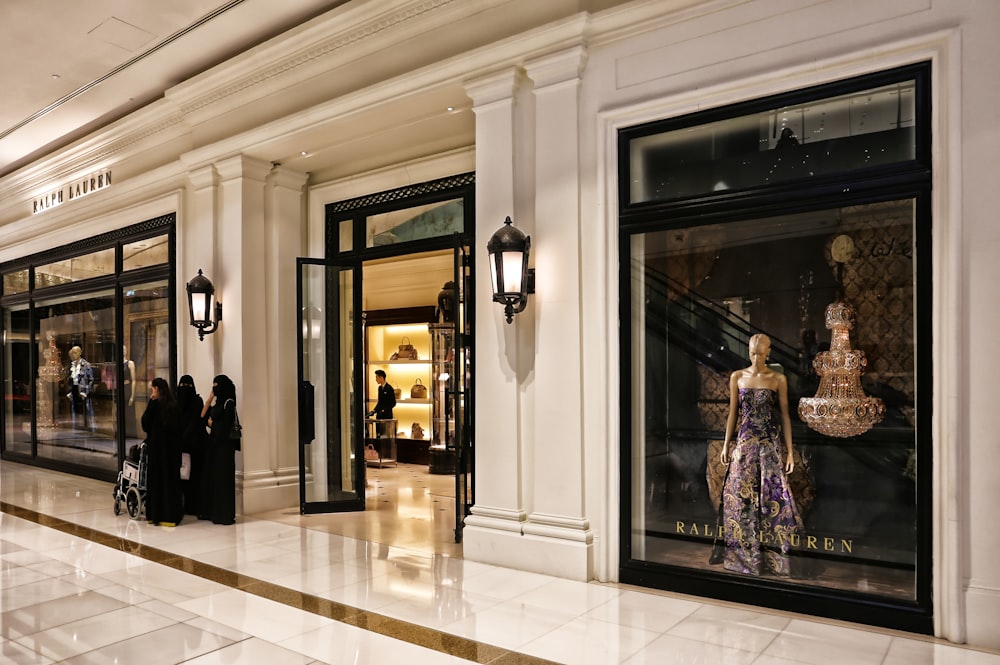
295,246 -> 473,543
296,173 -> 475,546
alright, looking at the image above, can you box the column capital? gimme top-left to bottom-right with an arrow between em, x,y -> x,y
464,66 -> 524,109
187,164 -> 218,190
268,166 -> 309,191
524,44 -> 587,90
215,154 -> 272,183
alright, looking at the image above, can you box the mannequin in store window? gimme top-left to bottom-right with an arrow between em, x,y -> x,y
66,345 -> 95,431
715,333 -> 801,576
122,345 -> 138,437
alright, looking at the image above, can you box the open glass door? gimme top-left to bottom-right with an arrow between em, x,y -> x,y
297,258 -> 365,513
452,242 -> 474,542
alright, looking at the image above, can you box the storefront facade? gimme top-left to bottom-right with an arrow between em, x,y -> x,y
0,0 -> 997,649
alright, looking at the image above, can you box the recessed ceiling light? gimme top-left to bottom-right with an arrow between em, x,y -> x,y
447,106 -> 454,112
300,151 -> 308,156
51,74 -> 60,80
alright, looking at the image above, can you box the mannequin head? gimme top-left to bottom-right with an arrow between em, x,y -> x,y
748,334 -> 771,367
69,346 -> 82,362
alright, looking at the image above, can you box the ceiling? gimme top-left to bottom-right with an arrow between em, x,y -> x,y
0,0 -> 353,179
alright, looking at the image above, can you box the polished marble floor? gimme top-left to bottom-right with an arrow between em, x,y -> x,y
2,460 -> 999,664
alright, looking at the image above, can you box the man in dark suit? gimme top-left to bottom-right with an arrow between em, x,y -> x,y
368,369 -> 396,420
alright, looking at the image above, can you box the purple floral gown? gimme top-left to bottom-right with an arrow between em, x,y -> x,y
722,388 -> 802,576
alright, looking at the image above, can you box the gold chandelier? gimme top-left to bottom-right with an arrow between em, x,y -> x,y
798,301 -> 885,437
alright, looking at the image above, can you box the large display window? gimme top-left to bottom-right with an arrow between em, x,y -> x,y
0,216 -> 175,480
619,64 -> 931,633
34,290 -> 118,472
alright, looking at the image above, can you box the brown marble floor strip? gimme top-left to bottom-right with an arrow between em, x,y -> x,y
0,500 -> 559,665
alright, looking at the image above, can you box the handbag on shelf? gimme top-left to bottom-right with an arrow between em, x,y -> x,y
410,378 -> 427,399
389,336 -> 418,361
364,443 -> 380,461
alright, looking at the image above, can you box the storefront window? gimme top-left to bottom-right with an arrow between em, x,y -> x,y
122,281 -> 171,448
34,290 -> 118,473
3,269 -> 29,295
4,304 -> 31,455
1,214 -> 174,480
628,80 -> 917,204
123,234 -> 169,271
619,64 -> 930,631
366,198 -> 464,247
35,247 -> 115,286
629,202 -> 917,600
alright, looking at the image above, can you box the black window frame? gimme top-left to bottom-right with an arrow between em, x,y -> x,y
617,62 -> 933,634
0,213 -> 176,482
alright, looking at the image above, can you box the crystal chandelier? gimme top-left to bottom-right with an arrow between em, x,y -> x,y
798,301 -> 885,437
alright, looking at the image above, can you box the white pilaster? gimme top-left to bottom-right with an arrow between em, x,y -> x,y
244,166 -> 309,512
462,67 -> 531,559
182,165 -> 219,386
213,154 -> 272,516
520,45 -> 593,580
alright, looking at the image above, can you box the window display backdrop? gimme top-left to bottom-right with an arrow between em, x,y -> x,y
629,201 -> 918,601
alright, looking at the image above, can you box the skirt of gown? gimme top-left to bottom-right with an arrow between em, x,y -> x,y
721,388 -> 802,576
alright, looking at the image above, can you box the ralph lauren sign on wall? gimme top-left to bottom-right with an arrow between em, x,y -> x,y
32,171 -> 112,214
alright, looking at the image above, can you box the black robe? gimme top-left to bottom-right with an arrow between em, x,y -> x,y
141,399 -> 183,525
200,397 -> 238,525
177,393 -> 205,515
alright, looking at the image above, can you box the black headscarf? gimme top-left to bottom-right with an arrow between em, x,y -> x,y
213,374 -> 236,403
176,374 -> 198,411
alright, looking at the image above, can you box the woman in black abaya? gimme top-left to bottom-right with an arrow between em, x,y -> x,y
142,377 -> 183,526
176,375 -> 205,517
199,374 -> 239,525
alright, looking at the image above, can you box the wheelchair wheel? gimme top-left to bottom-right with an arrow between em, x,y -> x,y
114,498 -> 122,515
125,486 -> 143,520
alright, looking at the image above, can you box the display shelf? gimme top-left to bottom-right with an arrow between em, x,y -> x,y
364,316 -> 459,466
365,320 -> 433,457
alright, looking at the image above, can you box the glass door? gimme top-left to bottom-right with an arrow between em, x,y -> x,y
452,243 -> 474,542
297,258 -> 365,513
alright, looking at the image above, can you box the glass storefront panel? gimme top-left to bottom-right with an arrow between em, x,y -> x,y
34,290 -> 118,473
366,198 -> 464,247
628,79 -> 917,203
4,304 -> 32,455
35,247 -> 116,287
629,200 -> 917,600
123,281 -> 171,448
123,234 -> 169,272
3,269 -> 29,295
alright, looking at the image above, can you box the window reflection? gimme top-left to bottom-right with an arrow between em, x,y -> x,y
4,305 -> 31,455
630,201 -> 917,600
123,235 -> 169,271
34,291 -> 118,473
3,269 -> 29,295
123,281 -> 171,447
366,199 -> 464,247
35,247 -> 116,286
629,80 -> 917,202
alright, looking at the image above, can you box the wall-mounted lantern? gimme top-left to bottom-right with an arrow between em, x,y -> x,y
186,269 -> 222,341
487,216 -> 535,324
